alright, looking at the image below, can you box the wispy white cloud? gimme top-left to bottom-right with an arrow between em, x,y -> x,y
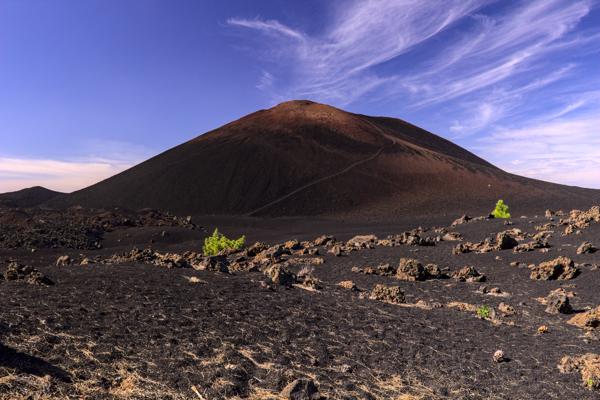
0,157 -> 134,193
228,0 -> 596,107
256,70 -> 275,91
227,17 -> 305,40
0,139 -> 153,193
228,0 -> 487,103
474,114 -> 600,188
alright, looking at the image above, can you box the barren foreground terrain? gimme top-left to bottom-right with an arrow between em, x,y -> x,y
2,206 -> 600,399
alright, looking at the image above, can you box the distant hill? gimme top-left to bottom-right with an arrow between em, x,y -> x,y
48,100 -> 600,219
0,186 -> 64,208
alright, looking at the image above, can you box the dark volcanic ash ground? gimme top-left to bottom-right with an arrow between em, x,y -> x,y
2,206 -> 600,399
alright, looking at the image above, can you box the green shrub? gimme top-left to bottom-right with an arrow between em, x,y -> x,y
491,199 -> 511,219
202,228 -> 245,256
476,305 -> 491,319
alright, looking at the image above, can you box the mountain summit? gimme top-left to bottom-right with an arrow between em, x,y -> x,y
49,100 -> 598,218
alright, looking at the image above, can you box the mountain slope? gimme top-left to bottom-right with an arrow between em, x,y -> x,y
49,100 -> 600,218
0,186 -> 64,208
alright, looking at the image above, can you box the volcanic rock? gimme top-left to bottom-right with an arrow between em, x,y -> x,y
328,245 -> 343,257
559,354 -> 600,390
451,215 -> 472,226
314,235 -> 335,246
514,239 -> 550,253
3,262 -> 53,286
244,242 -> 269,257
55,255 -> 71,266
496,232 -> 519,250
396,258 -> 427,281
493,350 -> 507,363
577,242 -> 597,254
263,264 -> 296,287
568,306 -> 600,330
338,281 -> 358,291
346,235 -> 378,249
369,284 -> 405,304
498,303 -> 515,316
193,255 -> 229,273
544,288 -> 573,314
297,267 -> 322,290
452,266 -> 485,282
529,257 -> 579,280
442,232 -> 463,241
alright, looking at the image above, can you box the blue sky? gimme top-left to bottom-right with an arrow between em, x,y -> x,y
1,0 -> 599,192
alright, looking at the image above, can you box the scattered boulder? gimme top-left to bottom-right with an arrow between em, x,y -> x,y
568,306 -> 600,331
442,231 -> 463,241
255,245 -> 291,263
453,232 -> 519,254
452,266 -> 485,282
396,258 -> 427,281
425,263 -> 443,278
105,247 -> 193,269
559,354 -> 600,390
191,255 -> 229,272
328,244 -> 343,257
452,243 -> 471,255
577,242 -> 597,255
529,257 -> 579,280
375,263 -> 396,276
280,378 -> 320,400
544,288 -> 573,314
451,215 -> 471,226
498,302 -> 516,316
185,276 -> 205,284
477,285 -> 508,297
287,257 -> 324,266
244,242 -> 269,257
493,350 -> 506,363
346,235 -> 378,249
533,230 -> 554,241
3,262 -> 53,286
283,240 -> 302,251
313,235 -> 335,246
513,239 -> 550,253
369,284 -> 405,304
561,206 -> 600,236
353,263 -> 395,276
337,280 -> 358,291
263,264 -> 296,287
496,232 -> 518,250
386,230 -> 436,247
55,255 -> 71,266
297,267 -> 322,290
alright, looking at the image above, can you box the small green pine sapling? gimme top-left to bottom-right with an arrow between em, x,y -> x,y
202,228 -> 245,256
477,305 -> 491,319
491,199 -> 511,219
588,378 -> 595,389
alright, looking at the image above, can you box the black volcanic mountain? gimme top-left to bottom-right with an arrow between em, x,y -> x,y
49,100 -> 599,218
0,186 -> 63,208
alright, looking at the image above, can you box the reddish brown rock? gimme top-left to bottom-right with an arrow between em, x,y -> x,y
370,284 -> 405,304
529,257 -> 579,280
